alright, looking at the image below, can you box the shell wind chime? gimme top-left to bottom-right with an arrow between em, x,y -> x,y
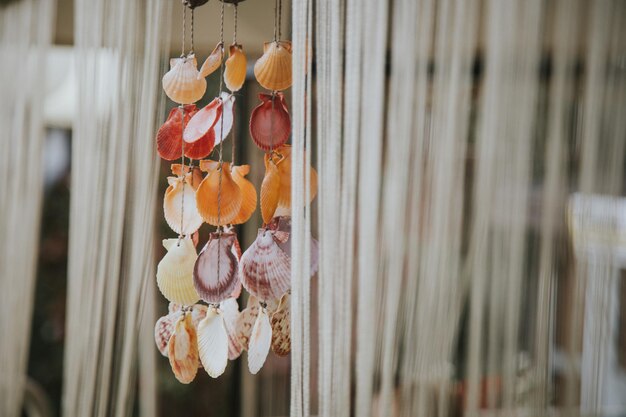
153,0 -> 317,383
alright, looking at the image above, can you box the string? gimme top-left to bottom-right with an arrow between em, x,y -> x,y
178,1 -> 189,244
215,0 -> 226,297
278,0 -> 283,41
273,0 -> 279,42
190,8 -> 194,54
181,3 -> 186,57
233,3 -> 238,45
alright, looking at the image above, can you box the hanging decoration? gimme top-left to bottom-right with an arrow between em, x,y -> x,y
152,0 -> 317,382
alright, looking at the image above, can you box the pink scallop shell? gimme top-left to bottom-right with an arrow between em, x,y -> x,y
193,232 -> 240,303
249,93 -> 291,151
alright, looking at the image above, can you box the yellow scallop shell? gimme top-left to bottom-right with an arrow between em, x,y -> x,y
196,160 -> 242,226
260,159 -> 281,224
224,44 -> 247,92
162,55 -> 207,104
254,41 -> 292,91
156,237 -> 200,305
264,145 -> 318,211
230,165 -> 258,225
198,42 -> 224,79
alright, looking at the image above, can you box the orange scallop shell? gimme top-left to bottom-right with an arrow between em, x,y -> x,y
196,160 -> 242,226
170,164 -> 203,188
230,165 -> 257,225
265,145 -> 318,210
254,41 -> 292,91
163,173 -> 204,235
260,159 -> 281,224
224,44 -> 247,92
168,313 -> 199,384
249,93 -> 291,152
198,42 -> 224,79
156,105 -> 197,160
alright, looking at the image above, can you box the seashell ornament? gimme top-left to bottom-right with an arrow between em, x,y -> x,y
239,228 -> 291,301
183,97 -> 222,144
168,313 -> 200,384
220,298 -> 243,360
235,296 -> 260,350
260,159 -> 281,224
193,232 -> 240,303
248,307 -> 272,374
230,165 -> 257,224
196,160 -> 242,226
224,44 -> 247,92
197,307 -> 229,378
156,105 -> 197,161
249,93 -> 291,152
267,145 -> 318,211
156,237 -> 200,305
154,310 -> 182,357
267,216 -> 319,276
163,171 -> 204,236
198,42 -> 224,79
254,41 -> 293,91
162,55 -> 207,104
271,292 -> 291,356
213,92 -> 235,145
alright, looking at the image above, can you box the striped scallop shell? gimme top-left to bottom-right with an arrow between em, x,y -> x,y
214,92 -> 235,145
239,229 -> 291,301
271,292 -> 291,356
162,55 -> 207,104
156,105 -> 198,161
249,93 -> 291,152
224,44 -> 247,92
163,173 -> 203,236
156,237 -> 200,305
230,165 -> 257,225
267,216 -> 319,276
196,160 -> 242,226
197,307 -> 229,378
198,42 -> 224,79
154,310 -> 182,357
168,313 -> 199,384
248,307 -> 272,374
235,295 -> 260,350
220,298 -> 243,360
254,41 -> 292,91
260,159 -> 281,224
193,232 -> 240,303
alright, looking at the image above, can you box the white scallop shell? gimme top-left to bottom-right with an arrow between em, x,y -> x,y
220,298 -> 243,360
239,229 -> 291,302
162,55 -> 207,104
197,307 -> 229,378
156,237 -> 200,305
247,308 -> 272,374
164,174 -> 203,236
214,92 -> 235,145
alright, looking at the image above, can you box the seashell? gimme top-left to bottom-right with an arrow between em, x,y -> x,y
230,165 -> 257,224
156,105 -> 198,161
164,173 -> 204,235
170,164 -> 203,188
193,232 -> 240,303
271,292 -> 291,356
197,307 -> 229,378
260,160 -> 281,224
248,307 -> 272,374
239,228 -> 291,301
235,296 -> 260,350
190,303 -> 208,329
249,93 -> 291,151
254,41 -> 293,91
162,55 -> 207,104
267,216 -> 319,276
156,237 -> 200,305
168,302 -> 182,314
266,145 -> 318,210
220,298 -> 243,360
224,44 -> 247,92
213,92 -> 235,145
198,42 -> 224,79
196,160 -> 242,226
183,97 -> 221,144
168,314 -> 199,383
154,310 -> 182,357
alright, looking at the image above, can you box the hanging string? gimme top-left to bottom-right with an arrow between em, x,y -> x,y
278,0 -> 283,40
181,3 -> 186,57
231,3 -> 238,165
233,3 -> 238,45
190,8 -> 195,54
215,0 -> 226,297
178,1 -> 189,244
273,0 -> 279,42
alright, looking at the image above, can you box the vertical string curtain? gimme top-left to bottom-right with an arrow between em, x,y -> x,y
63,0 -> 171,416
0,1 -> 56,416
291,0 -> 626,416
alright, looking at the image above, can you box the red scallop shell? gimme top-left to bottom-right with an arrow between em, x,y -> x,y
249,93 -> 291,151
156,105 -> 198,161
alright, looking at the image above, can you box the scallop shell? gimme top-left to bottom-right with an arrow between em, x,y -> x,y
224,44 -> 247,92
249,93 -> 291,151
168,302 -> 182,314
220,298 -> 243,360
267,216 -> 319,276
271,292 -> 291,356
235,296 -> 260,350
183,97 -> 222,144
156,105 -> 198,161
190,303 -> 208,329
193,232 -> 240,303
170,164 -> 203,187
164,173 -> 204,235
230,165 -> 257,225
239,229 -> 291,301
197,307 -> 229,378
156,237 -> 200,305
214,92 -> 235,145
196,160 -> 242,226
260,160 -> 281,224
254,41 -> 293,91
168,314 -> 199,383
162,55 -> 207,104
154,310 -> 182,357
266,145 -> 318,210
198,42 -> 224,79
248,308 -> 272,374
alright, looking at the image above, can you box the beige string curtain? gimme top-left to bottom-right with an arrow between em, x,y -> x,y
290,0 -> 626,416
62,0 -> 171,415
0,0 -> 55,416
